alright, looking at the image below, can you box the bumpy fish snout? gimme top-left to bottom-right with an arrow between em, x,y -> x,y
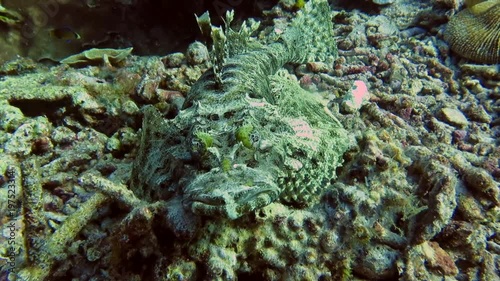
184,166 -> 280,219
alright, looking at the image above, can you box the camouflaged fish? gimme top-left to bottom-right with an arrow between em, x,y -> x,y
130,0 -> 351,220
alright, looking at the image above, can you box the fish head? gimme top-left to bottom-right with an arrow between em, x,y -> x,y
183,165 -> 280,220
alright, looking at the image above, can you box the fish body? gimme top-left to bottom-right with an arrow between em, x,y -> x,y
131,0 -> 351,219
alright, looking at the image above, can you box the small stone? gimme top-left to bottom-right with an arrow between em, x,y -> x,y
306,62 -> 329,73
115,127 -> 137,149
407,79 -> 423,96
366,15 -> 398,37
51,126 -> 76,145
463,166 -> 499,205
121,100 -> 140,116
457,195 -> 485,222
463,103 -> 491,123
279,0 -> 296,10
440,108 -> 468,128
355,244 -> 398,279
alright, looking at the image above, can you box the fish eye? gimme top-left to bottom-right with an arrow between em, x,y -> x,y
209,114 -> 219,121
192,140 -> 203,151
250,132 -> 260,143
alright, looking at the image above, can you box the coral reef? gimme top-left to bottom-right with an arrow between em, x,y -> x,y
0,47 -> 145,280
0,0 -> 498,280
444,0 -> 500,64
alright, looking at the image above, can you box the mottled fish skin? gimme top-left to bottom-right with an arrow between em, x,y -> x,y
131,0 -> 351,220
444,0 -> 500,64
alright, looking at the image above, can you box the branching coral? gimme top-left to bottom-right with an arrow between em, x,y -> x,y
131,0 -> 349,220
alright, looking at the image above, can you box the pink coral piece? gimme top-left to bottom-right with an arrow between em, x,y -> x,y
352,80 -> 369,107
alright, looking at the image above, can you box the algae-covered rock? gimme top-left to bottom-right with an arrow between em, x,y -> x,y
0,102 -> 25,132
186,41 -> 209,65
0,57 -> 37,75
4,116 -> 52,156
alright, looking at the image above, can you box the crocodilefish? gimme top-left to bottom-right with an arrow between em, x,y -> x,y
131,0 -> 351,220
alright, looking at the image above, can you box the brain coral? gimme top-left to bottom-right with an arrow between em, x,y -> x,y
444,0 -> 500,64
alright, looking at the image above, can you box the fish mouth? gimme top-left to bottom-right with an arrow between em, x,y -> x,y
188,187 -> 278,220
183,166 -> 279,219
189,186 -> 276,206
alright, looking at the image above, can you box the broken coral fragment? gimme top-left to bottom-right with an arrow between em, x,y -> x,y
131,0 -> 350,220
342,80 -> 370,112
60,47 -> 133,67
